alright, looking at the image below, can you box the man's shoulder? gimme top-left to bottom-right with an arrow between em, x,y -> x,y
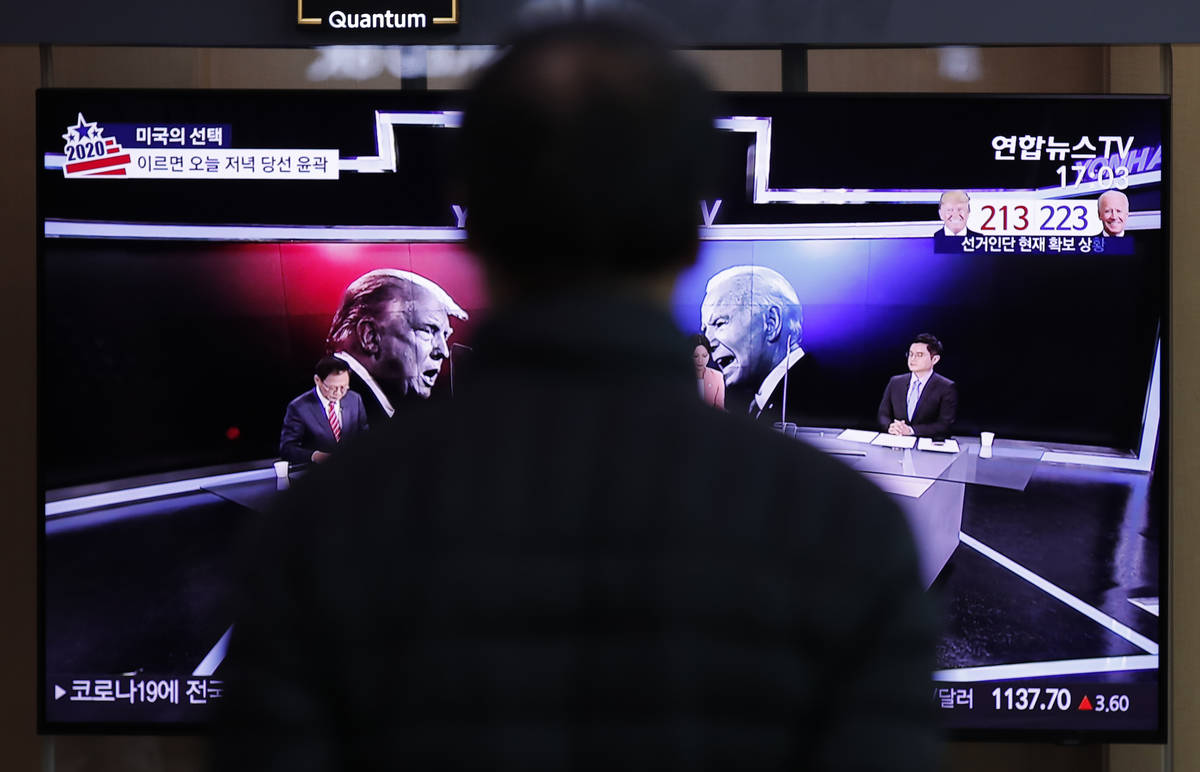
297,390 -> 912,569
286,389 -> 317,410
747,423 -> 913,545
930,372 -> 956,388
887,373 -> 911,388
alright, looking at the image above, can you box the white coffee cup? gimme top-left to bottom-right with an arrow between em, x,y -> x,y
273,460 -> 289,478
980,431 -> 995,449
979,446 -> 993,459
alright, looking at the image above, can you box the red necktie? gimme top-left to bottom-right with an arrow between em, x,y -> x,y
328,400 -> 341,443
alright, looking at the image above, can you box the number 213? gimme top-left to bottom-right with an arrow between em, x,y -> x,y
980,205 -> 1029,231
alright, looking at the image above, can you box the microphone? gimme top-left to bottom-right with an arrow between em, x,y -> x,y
449,343 -> 473,398
773,334 -> 799,438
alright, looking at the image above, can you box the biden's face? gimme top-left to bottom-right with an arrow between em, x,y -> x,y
375,288 -> 453,399
1098,193 -> 1129,236
700,285 -> 769,388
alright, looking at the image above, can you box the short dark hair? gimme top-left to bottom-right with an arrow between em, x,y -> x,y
315,356 -> 350,381
460,15 -> 718,291
688,333 -> 713,354
912,333 -> 943,358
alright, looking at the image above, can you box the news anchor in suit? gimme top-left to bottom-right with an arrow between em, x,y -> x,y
878,333 -> 958,439
279,356 -> 370,465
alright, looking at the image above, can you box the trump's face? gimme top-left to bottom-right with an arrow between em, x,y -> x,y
701,284 -> 769,388
939,194 -> 970,235
375,287 -> 453,399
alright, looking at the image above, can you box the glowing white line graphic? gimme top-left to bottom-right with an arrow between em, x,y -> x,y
1042,337 -> 1160,471
193,626 -> 233,677
933,654 -> 1158,682
714,116 -> 1162,204
1128,597 -> 1160,617
43,220 -> 465,242
960,532 -> 1159,655
43,214 -> 1160,243
45,468 -> 276,516
44,112 -> 1163,206
340,110 -> 462,173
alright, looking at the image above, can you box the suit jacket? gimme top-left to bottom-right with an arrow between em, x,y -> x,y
725,354 -> 822,426
223,294 -> 938,771
343,368 -> 393,428
338,357 -> 441,423
877,371 -> 958,439
934,228 -> 981,237
278,388 -> 369,464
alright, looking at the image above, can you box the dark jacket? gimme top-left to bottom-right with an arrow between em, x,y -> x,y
278,387 -> 369,464
877,372 -> 958,439
223,293 -> 938,772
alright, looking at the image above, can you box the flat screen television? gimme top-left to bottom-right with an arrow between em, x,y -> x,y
37,89 -> 1167,741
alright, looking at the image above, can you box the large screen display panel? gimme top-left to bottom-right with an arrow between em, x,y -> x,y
38,90 -> 1166,740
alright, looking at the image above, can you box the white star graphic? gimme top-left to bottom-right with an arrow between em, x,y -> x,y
62,113 -> 98,145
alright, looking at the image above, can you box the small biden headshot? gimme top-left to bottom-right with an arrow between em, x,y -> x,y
1098,189 -> 1130,237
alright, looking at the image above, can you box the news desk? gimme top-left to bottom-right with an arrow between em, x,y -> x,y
41,434 -> 1156,721
788,430 -> 1045,587
192,432 -> 1045,590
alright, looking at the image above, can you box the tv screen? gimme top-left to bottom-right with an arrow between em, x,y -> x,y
38,89 -> 1166,741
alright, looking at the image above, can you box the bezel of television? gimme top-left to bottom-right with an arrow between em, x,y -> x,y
37,88 -> 1168,742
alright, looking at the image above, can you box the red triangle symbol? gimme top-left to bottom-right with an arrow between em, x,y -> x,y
1078,696 -> 1093,711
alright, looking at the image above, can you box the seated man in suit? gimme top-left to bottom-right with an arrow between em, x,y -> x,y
279,356 -> 369,464
878,333 -> 958,439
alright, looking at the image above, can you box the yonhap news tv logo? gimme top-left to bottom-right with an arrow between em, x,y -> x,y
297,0 -> 458,29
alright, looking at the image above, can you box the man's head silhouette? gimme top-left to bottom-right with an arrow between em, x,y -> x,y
460,16 -> 718,296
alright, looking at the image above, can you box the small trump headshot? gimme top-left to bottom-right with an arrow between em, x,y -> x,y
937,190 -> 972,236
1098,189 -> 1130,237
326,269 -> 468,424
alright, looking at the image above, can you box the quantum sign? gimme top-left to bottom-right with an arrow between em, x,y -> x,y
296,0 -> 457,30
